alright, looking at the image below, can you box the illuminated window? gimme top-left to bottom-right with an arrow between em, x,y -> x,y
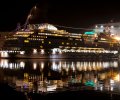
41,29 -> 44,32
95,25 -> 98,28
110,43 -> 113,47
75,43 -> 77,45
62,42 -> 64,45
49,41 -> 51,44
66,43 -> 69,45
40,46 -> 43,48
42,41 -> 44,43
24,40 -> 29,43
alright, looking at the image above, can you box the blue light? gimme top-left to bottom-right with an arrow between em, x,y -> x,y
85,31 -> 95,35
85,80 -> 95,87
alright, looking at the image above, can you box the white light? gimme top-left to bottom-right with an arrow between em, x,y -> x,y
103,62 -> 109,68
95,25 -> 98,28
111,26 -> 114,28
0,59 -> 8,68
41,49 -> 44,54
14,63 -> 17,69
59,51 -> 62,54
41,62 -> 44,69
52,48 -> 59,54
9,63 -> 13,69
20,62 -> 25,68
100,86 -> 103,91
113,51 -> 118,54
52,49 -> 56,54
34,6 -> 37,9
110,86 -> 113,91
1,52 -> 8,57
33,49 -> 37,54
52,62 -> 58,71
110,79 -> 114,84
20,51 -> 25,55
47,85 -> 57,92
113,61 -> 118,68
4,60 -> 8,68
101,25 -> 103,28
33,63 -> 37,70
38,23 -> 57,31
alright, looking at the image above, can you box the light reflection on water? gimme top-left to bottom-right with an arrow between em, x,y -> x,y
0,59 -> 120,94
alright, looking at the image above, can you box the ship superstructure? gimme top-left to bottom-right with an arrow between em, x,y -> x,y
0,23 -> 120,59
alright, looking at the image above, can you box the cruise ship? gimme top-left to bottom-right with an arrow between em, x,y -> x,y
0,23 -> 120,59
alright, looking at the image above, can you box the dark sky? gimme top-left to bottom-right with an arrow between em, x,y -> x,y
0,0 -> 120,32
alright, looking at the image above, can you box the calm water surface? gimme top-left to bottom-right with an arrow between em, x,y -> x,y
0,59 -> 120,94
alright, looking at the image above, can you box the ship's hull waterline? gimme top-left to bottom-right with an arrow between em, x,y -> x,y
0,51 -> 118,59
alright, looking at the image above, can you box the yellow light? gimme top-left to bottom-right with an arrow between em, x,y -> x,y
41,29 -> 44,32
24,40 -> 29,43
40,46 -> 43,48
114,74 -> 120,81
24,73 -> 29,78
42,41 -> 44,43
23,35 -> 29,37
49,41 -> 51,44
114,36 -> 120,41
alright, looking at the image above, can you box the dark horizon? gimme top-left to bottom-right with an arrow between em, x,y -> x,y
0,0 -> 120,32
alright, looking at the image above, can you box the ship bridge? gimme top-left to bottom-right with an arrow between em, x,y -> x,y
27,23 -> 58,31
38,23 -> 58,31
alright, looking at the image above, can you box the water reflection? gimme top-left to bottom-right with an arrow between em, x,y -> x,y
0,59 -> 120,94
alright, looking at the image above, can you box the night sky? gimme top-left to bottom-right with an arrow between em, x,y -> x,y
0,0 -> 120,32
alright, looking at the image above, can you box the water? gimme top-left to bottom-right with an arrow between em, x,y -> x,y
0,59 -> 120,94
